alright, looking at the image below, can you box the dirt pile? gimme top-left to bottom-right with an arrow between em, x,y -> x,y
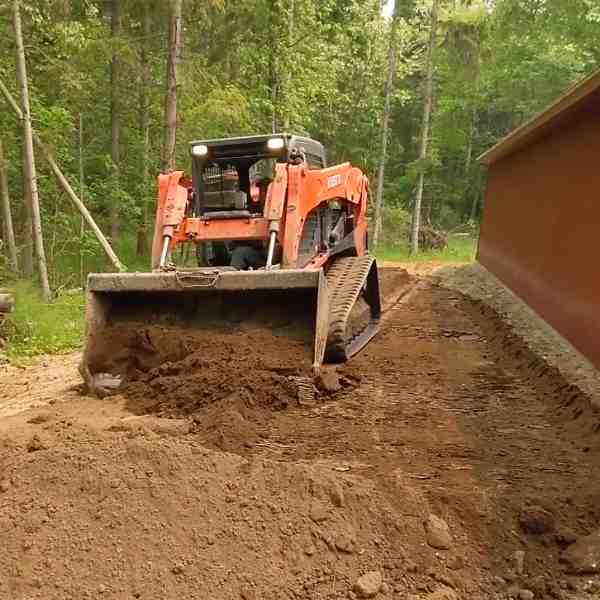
0,427 -> 404,600
9,266 -> 600,599
86,324 -> 357,453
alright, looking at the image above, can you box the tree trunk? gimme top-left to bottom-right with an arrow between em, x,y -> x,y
161,0 -> 182,173
0,138 -> 18,272
269,0 -> 278,132
137,3 -> 151,256
79,113 -> 85,286
411,0 -> 439,256
20,111 -> 33,276
110,0 -> 121,240
373,4 -> 400,248
464,113 -> 475,221
465,54 -> 481,223
470,168 -> 482,222
17,11 -> 32,276
13,0 -> 51,300
282,0 -> 294,131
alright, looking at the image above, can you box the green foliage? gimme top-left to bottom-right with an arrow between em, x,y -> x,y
0,0 -> 598,298
3,281 -> 84,360
377,205 -> 413,249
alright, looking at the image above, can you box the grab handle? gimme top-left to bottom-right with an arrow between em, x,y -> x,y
175,270 -> 220,289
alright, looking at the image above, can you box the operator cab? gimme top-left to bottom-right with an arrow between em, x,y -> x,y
189,134 -> 326,269
190,134 -> 326,218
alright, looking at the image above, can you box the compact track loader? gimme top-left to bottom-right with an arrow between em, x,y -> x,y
81,134 -> 381,392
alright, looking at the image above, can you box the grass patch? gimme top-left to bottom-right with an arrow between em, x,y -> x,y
375,235 -> 478,263
2,281 -> 85,360
2,231 -> 149,361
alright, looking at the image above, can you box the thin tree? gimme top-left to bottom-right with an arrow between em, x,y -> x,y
137,1 -> 152,255
373,1 -> 400,248
283,0 -> 295,131
411,0 -> 439,255
110,0 -> 121,240
13,0 -> 51,299
161,0 -> 182,173
79,113 -> 85,286
17,11 -> 32,277
0,138 -> 18,272
268,0 -> 279,132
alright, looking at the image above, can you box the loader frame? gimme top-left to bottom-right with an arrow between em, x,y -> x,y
151,162 -> 369,270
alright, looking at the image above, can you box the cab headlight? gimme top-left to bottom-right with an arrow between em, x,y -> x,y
192,144 -> 209,157
267,137 -> 285,151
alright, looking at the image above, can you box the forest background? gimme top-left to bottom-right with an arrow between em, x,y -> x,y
0,0 -> 598,356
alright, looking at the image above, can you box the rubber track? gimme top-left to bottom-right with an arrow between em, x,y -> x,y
325,255 -> 380,362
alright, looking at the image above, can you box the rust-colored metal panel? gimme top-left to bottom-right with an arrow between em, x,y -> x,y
479,108 -> 600,370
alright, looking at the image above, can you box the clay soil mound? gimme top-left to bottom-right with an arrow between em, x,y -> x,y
0,429 -> 402,600
121,328 -> 324,453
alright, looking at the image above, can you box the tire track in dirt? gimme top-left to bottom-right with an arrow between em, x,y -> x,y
244,281 -> 600,598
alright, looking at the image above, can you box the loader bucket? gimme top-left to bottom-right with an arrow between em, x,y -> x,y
80,269 -> 330,396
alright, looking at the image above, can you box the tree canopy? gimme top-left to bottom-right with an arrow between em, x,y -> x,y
0,0 -> 598,286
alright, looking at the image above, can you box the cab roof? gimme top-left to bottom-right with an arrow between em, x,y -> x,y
190,133 -> 326,166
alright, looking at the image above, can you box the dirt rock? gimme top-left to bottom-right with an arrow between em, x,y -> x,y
335,532 -> 356,554
316,367 -> 342,394
0,479 -> 10,493
519,590 -> 534,600
27,412 -> 53,424
171,562 -> 185,575
303,538 -> 316,556
26,434 -> 46,452
329,481 -> 345,507
560,529 -> 600,574
353,571 -> 383,598
424,514 -> 453,550
310,501 -> 329,523
555,528 -> 578,546
240,587 -> 256,600
519,506 -> 555,535
514,550 -> 526,575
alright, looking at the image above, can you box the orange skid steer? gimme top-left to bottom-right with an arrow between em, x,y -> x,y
80,134 -> 381,393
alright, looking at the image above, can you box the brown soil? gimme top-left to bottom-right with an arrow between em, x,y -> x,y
119,329 -> 318,455
1,267 -> 599,600
0,353 -> 80,419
